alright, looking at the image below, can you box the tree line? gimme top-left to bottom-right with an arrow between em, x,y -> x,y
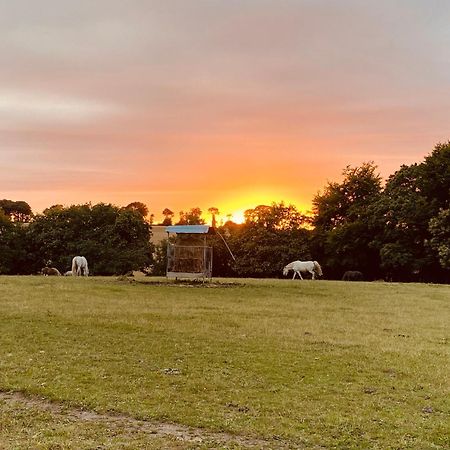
1,142 -> 449,282
154,142 -> 450,283
0,203 -> 153,275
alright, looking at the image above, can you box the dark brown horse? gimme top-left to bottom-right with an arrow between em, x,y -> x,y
41,267 -> 62,276
342,270 -> 363,281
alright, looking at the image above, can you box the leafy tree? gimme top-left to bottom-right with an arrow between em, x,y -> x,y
0,199 -> 33,222
208,207 -> 220,227
43,204 -> 64,214
0,209 -> 10,226
25,203 -> 154,275
208,223 -> 240,277
312,163 -> 382,229
125,202 -> 149,218
0,210 -> 28,274
162,208 -> 174,226
244,203 -> 308,230
151,239 -> 168,275
420,142 -> 450,210
429,208 -> 450,270
369,143 -> 450,281
368,164 -> 430,280
176,207 -> 205,225
0,211 -> 15,273
229,202 -> 311,277
312,163 -> 382,279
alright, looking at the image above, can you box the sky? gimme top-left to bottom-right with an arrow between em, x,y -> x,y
1,0 -> 449,223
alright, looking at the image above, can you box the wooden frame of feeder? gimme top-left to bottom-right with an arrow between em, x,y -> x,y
165,225 -> 214,280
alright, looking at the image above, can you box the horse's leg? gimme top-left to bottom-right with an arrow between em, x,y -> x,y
311,270 -> 315,280
298,271 -> 303,280
292,272 -> 296,280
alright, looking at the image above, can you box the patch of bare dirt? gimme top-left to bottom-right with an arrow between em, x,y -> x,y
136,279 -> 245,288
0,390 -> 287,448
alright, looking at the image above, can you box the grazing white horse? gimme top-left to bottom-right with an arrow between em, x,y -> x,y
283,260 -> 323,280
71,256 -> 89,276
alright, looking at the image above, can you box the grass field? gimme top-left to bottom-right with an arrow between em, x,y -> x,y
0,276 -> 449,449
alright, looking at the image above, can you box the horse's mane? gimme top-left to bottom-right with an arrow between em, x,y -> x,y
313,261 -> 323,276
285,261 -> 299,269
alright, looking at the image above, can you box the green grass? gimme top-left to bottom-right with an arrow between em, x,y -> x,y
0,276 -> 449,449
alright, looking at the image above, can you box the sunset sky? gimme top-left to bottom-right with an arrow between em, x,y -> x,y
1,1 -> 449,223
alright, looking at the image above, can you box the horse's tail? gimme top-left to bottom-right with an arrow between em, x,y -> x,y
313,261 -> 323,276
71,257 -> 78,276
84,257 -> 89,276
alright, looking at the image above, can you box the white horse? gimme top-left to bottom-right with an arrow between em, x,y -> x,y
71,256 -> 89,276
283,260 -> 323,280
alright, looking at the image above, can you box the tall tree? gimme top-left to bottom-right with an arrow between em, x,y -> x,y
229,202 -> 311,277
312,162 -> 382,279
176,207 -> 205,225
420,142 -> 450,210
25,203 -> 154,275
369,164 -> 430,280
162,208 -> 174,226
208,207 -> 220,227
245,203 -> 308,230
369,142 -> 450,281
0,199 -> 33,222
0,210 -> 27,274
125,202 -> 149,218
429,208 -> 450,270
0,210 -> 14,273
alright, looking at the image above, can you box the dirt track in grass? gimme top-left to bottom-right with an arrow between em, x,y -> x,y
0,390 -> 287,449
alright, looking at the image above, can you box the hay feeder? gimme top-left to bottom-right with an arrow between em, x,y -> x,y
165,225 -> 214,280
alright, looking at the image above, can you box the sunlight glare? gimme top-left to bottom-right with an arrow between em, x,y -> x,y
229,209 -> 246,224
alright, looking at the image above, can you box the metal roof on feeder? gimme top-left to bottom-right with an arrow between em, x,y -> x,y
165,225 -> 215,234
